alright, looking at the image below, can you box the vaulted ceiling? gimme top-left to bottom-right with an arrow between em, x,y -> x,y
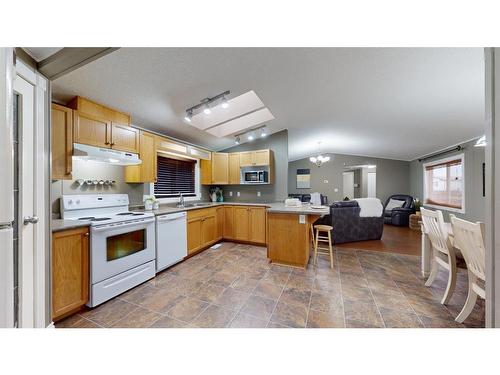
51,48 -> 485,161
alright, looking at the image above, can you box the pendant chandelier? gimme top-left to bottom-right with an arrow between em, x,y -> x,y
309,142 -> 330,167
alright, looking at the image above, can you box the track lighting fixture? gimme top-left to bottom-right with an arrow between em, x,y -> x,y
184,90 -> 230,121
221,95 -> 229,109
234,135 -> 240,144
184,110 -> 193,123
233,125 -> 267,145
260,127 -> 267,138
247,134 -> 254,141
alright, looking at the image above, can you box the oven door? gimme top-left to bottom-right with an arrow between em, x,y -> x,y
90,217 -> 155,283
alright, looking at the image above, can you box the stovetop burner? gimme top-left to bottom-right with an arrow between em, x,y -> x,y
77,216 -> 112,222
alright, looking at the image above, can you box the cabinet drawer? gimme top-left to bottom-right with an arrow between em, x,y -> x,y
187,207 -> 216,220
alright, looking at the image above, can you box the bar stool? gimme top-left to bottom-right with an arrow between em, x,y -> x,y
313,225 -> 334,268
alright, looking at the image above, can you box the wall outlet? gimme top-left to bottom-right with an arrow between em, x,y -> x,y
323,179 -> 328,184
299,214 -> 306,224
334,188 -> 339,192
257,191 -> 261,197
237,191 -> 240,197
229,191 -> 233,197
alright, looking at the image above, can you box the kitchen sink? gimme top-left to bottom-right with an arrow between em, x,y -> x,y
183,202 -> 213,208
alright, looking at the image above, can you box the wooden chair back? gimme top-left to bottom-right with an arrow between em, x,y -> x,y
421,207 -> 451,255
450,216 -> 486,282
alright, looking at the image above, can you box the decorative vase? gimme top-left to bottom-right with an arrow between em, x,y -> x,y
144,201 -> 153,210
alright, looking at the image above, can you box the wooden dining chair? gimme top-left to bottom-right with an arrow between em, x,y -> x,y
420,208 -> 457,305
450,215 -> 486,323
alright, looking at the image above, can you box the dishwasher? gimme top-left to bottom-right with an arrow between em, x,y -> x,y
156,211 -> 187,272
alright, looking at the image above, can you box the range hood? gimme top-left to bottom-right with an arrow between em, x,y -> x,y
73,143 -> 142,166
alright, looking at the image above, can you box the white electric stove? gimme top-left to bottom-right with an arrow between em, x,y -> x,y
61,194 -> 156,307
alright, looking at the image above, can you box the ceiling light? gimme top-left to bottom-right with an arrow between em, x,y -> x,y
221,96 -> 229,109
475,135 -> 486,147
235,135 -> 240,144
203,103 -> 211,115
248,134 -> 254,141
260,127 -> 267,138
184,110 -> 192,122
310,142 -> 330,167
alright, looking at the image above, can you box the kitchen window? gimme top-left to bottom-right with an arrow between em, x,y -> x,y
154,155 -> 197,198
423,154 -> 465,213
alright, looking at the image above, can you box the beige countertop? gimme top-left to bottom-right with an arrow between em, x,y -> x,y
132,201 -> 330,216
51,219 -> 91,232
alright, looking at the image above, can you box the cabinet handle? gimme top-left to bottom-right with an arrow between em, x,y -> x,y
110,142 -> 115,146
84,232 -> 89,237
105,141 -> 110,145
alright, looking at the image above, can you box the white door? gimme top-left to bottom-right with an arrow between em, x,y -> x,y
342,171 -> 354,199
14,74 -> 37,328
367,172 -> 377,198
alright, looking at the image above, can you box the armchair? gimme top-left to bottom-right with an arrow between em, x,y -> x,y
383,194 -> 415,226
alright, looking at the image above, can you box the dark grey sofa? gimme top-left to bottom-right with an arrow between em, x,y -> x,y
314,200 -> 384,244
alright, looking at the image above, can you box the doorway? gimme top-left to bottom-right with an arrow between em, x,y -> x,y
342,171 -> 354,199
367,172 -> 376,198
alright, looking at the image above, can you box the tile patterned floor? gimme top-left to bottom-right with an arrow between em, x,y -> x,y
56,242 -> 485,328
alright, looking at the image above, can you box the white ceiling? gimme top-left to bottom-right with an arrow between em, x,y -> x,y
51,48 -> 485,161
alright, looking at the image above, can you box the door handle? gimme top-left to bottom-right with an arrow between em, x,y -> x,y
23,216 -> 39,225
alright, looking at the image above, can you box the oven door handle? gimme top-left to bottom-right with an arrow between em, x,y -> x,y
91,217 -> 155,232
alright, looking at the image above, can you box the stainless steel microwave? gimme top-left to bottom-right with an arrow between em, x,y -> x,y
243,170 -> 269,184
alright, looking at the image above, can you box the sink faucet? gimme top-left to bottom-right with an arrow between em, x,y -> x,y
177,193 -> 185,207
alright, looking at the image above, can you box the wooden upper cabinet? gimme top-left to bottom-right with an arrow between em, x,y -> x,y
200,159 -> 213,185
253,150 -> 271,166
52,227 -> 89,321
223,206 -> 234,239
51,103 -> 73,180
110,122 -> 139,153
73,111 -> 111,148
228,153 -> 240,185
239,150 -> 271,167
239,152 -> 254,167
212,153 -> 229,184
125,131 -> 156,183
68,96 -> 130,125
233,206 -> 250,241
249,207 -> 267,244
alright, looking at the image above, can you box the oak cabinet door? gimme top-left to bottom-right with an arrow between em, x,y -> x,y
52,227 -> 89,321
187,218 -> 203,254
253,150 -> 270,166
211,152 -> 229,184
223,206 -> 234,239
216,207 -> 224,240
200,159 -> 213,185
249,207 -> 266,244
233,207 -> 250,241
74,111 -> 110,148
125,131 -> 156,183
51,103 -> 73,180
202,215 -> 217,246
228,153 -> 240,184
239,151 -> 253,167
110,122 -> 139,153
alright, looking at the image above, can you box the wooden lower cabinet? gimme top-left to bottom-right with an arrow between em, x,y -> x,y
52,227 -> 90,321
186,205 -> 267,256
216,207 -> 224,240
187,208 -> 217,255
248,207 -> 266,243
233,206 -> 250,241
223,206 -> 234,239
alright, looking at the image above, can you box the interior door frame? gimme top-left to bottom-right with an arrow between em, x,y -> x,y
342,171 -> 355,199
14,57 -> 49,328
367,171 -> 376,198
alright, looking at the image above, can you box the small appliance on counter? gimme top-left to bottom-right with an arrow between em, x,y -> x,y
285,198 -> 302,207
60,194 -> 156,307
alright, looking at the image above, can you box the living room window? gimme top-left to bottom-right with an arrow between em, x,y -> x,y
423,154 -> 465,213
154,155 -> 198,199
